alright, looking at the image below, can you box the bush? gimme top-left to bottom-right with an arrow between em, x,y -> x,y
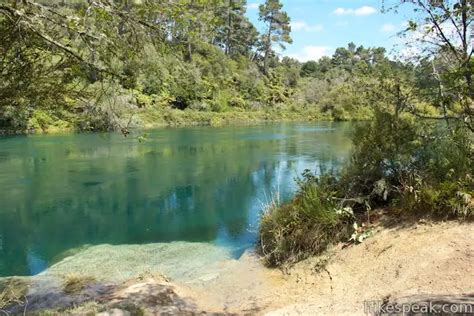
27,109 -> 61,132
259,110 -> 473,267
259,173 -> 353,267
345,111 -> 473,218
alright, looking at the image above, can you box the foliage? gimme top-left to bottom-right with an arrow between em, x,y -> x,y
0,0 -> 423,133
136,106 -> 327,128
258,0 -> 292,74
259,173 -> 353,267
259,16 -> 474,265
259,109 -> 473,267
345,111 -> 473,215
2,1 -> 473,133
0,0 -> 325,133
385,0 -> 474,132
292,43 -> 402,121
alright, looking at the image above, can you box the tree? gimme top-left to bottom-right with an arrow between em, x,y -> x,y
231,17 -> 259,57
280,57 -> 301,87
215,0 -> 258,57
386,0 -> 473,131
224,0 -> 245,55
258,0 -> 292,74
0,0 -> 164,132
300,61 -> 319,77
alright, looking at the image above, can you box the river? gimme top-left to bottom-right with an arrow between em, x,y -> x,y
0,122 -> 352,278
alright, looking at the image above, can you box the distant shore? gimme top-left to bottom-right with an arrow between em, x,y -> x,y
0,107 -> 369,136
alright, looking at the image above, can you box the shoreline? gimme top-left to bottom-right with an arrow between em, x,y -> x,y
0,108 -> 366,136
2,219 -> 472,315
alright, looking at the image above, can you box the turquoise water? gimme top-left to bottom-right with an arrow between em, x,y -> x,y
0,122 -> 352,277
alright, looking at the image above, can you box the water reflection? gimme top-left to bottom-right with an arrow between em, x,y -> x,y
0,122 -> 352,276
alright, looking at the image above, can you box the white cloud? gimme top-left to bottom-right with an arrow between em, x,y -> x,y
380,23 -> 396,33
355,6 -> 377,16
334,8 -> 349,15
247,2 -> 260,10
291,21 -> 324,32
287,46 -> 333,62
334,6 -> 377,16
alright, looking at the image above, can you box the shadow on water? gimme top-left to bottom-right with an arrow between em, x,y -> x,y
0,122 -> 353,277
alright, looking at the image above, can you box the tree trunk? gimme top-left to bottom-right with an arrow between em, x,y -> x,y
186,40 -> 193,61
263,18 -> 273,75
225,0 -> 233,55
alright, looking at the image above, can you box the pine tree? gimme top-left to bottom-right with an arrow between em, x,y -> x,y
259,0 -> 292,74
215,0 -> 257,57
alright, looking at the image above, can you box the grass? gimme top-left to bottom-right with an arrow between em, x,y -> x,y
258,175 -> 354,267
62,273 -> 96,294
1,106 -> 348,134
0,278 -> 29,312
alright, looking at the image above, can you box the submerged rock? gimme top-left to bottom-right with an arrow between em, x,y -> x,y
41,241 -> 235,284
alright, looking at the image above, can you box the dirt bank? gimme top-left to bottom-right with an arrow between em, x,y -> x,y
1,220 -> 473,315
180,219 -> 474,315
267,220 -> 474,315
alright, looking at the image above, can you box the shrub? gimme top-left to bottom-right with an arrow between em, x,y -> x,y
27,109 -> 71,133
259,110 -> 473,267
259,173 -> 353,267
345,112 -> 473,218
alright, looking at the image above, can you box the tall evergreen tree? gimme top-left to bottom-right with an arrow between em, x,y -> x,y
258,0 -> 292,74
225,0 -> 244,55
214,0 -> 257,57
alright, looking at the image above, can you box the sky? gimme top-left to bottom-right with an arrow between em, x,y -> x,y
246,0 -> 417,61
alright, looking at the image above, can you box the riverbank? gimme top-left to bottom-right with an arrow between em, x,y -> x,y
135,107 -> 335,129
2,218 -> 472,315
0,107 -> 367,135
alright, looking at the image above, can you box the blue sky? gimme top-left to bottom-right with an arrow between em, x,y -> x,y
246,0 -> 416,61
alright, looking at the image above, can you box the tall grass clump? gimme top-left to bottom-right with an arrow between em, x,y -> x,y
0,278 -> 29,312
62,273 -> 96,294
259,110 -> 473,267
259,173 -> 354,267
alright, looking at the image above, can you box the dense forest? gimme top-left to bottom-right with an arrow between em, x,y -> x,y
1,0 -> 458,133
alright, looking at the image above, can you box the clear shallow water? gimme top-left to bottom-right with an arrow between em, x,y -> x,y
0,122 -> 352,277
